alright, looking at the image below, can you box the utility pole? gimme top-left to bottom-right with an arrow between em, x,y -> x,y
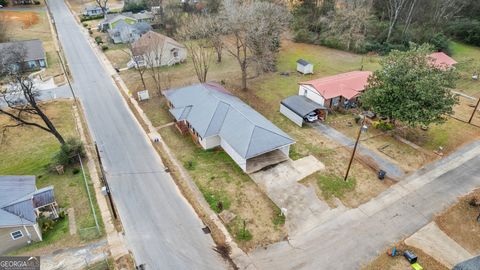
344,117 -> 367,181
468,98 -> 480,124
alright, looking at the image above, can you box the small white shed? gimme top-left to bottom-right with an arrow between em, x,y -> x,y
296,59 -> 313,75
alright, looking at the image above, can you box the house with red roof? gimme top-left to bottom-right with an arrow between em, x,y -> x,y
298,71 -> 373,109
428,52 -> 457,69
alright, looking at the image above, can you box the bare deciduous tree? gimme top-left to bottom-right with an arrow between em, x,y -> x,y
222,0 -> 290,90
179,15 -> 215,83
142,37 -> 165,94
402,0 -> 417,38
95,0 -> 109,16
122,43 -> 148,90
0,45 -> 65,145
328,4 -> 371,51
431,0 -> 468,31
386,0 -> 408,42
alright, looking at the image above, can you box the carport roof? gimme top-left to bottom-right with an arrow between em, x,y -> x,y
281,95 -> 326,117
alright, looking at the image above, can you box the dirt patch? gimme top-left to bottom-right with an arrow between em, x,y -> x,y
115,254 -> 135,270
452,96 -> 480,126
362,242 -> 448,270
435,189 -> 480,254
0,11 -> 39,28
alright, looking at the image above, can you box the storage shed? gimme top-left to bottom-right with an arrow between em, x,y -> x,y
296,59 -> 313,75
280,95 -> 327,127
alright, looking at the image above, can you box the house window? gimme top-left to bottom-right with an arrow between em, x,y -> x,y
10,230 -> 23,240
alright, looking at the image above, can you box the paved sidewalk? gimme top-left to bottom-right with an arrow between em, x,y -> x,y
41,240 -> 108,270
311,122 -> 405,179
405,222 -> 473,268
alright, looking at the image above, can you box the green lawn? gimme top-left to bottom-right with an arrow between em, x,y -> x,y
0,101 -> 104,255
451,41 -> 480,97
159,125 -> 286,251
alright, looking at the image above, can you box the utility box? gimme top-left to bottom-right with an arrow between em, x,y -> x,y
378,170 -> 386,180
404,250 -> 418,264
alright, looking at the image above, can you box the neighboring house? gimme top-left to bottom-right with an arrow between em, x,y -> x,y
296,59 -> 313,75
83,5 -> 108,17
98,12 -> 154,32
429,52 -> 457,69
280,95 -> 327,126
0,39 -> 47,71
131,11 -> 154,23
298,71 -> 372,109
129,31 -> 187,68
98,14 -> 138,32
165,83 -> 295,173
0,176 -> 58,254
107,21 -> 152,44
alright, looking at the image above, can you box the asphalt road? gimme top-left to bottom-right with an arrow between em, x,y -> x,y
46,1 -> 226,269
251,141 -> 480,269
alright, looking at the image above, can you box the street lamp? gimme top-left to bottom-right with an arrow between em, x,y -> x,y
344,117 -> 368,181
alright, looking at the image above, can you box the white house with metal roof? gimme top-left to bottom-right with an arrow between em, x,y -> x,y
0,176 -> 57,254
164,83 -> 295,173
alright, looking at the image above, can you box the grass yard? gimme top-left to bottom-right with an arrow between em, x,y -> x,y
110,37 -> 480,246
362,242 -> 448,270
325,113 -> 436,174
0,10 -> 64,84
0,101 -> 104,255
451,42 -> 480,97
435,189 -> 480,254
67,0 -> 124,14
116,39 -> 392,209
159,126 -> 286,251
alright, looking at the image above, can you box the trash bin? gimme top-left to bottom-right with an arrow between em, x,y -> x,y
378,170 -> 386,180
404,250 -> 418,264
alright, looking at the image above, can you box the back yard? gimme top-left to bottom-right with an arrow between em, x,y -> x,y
107,36 -> 480,250
0,101 -> 104,255
0,9 -> 64,84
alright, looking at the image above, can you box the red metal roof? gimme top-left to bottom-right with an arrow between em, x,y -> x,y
299,71 -> 373,100
429,52 -> 457,68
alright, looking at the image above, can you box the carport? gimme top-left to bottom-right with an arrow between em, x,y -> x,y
280,95 -> 327,127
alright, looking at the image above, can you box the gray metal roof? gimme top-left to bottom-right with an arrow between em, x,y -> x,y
164,83 -> 295,159
453,256 -> 480,270
0,39 -> 45,62
108,21 -> 152,34
0,176 -> 55,227
281,95 -> 326,117
296,59 -> 311,66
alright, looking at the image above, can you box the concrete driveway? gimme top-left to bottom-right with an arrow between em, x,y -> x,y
250,156 -> 336,236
